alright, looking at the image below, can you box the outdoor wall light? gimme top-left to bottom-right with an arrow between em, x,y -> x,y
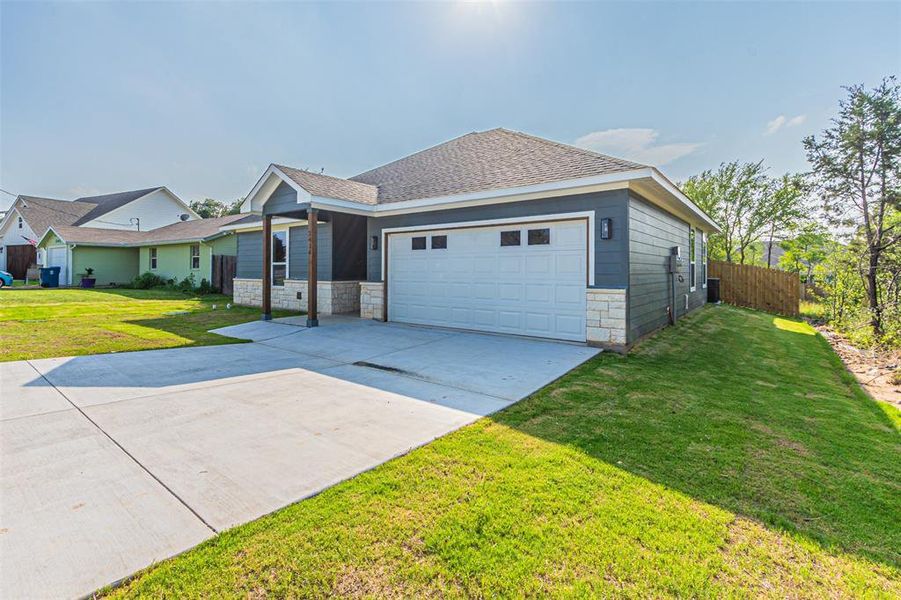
370,235 -> 379,250
600,218 -> 612,239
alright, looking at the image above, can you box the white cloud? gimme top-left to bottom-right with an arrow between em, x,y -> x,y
574,128 -> 702,166
764,114 -> 806,135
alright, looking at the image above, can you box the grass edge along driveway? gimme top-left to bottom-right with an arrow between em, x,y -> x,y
0,288 -> 295,362
102,305 -> 900,597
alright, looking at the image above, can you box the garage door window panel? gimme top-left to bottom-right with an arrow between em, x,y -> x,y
411,236 -> 426,250
528,228 -> 550,245
431,235 -> 447,249
500,230 -> 521,246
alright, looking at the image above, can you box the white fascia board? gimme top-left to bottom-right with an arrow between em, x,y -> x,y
36,226 -> 61,247
649,169 -> 720,233
306,170 -> 645,217
378,210 -> 596,286
218,216 -> 307,233
241,165 -> 312,213
256,166 -> 719,235
0,206 -> 23,238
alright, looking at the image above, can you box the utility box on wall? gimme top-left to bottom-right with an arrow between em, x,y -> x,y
668,246 -> 684,273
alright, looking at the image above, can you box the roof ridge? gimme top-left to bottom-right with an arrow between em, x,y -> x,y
494,128 -> 648,169
274,164 -> 377,189
74,186 -> 161,203
18,196 -> 93,218
349,131 -> 484,181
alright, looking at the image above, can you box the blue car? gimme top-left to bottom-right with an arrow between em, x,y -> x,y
0,270 -> 13,288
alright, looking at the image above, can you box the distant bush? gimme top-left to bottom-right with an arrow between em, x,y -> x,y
129,272 -> 220,296
132,272 -> 167,289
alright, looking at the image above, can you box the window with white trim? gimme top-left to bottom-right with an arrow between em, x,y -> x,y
149,247 -> 158,270
190,244 -> 201,270
701,232 -> 708,288
689,227 -> 697,291
271,231 -> 287,286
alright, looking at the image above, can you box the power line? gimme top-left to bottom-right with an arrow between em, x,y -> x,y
0,188 -> 17,197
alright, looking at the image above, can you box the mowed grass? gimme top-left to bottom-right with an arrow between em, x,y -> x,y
106,306 -> 900,598
0,288 -> 293,361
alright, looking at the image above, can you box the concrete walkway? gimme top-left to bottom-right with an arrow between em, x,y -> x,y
0,318 -> 598,598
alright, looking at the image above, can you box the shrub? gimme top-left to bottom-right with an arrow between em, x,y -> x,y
197,278 -> 217,295
132,272 -> 167,289
176,274 -> 196,293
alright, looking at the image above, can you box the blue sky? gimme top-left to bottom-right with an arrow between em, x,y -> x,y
1,1 -> 899,211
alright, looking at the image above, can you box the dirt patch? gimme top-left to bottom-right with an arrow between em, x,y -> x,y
814,325 -> 901,410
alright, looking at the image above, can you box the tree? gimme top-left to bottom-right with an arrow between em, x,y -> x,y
763,174 -> 808,268
682,161 -> 806,264
190,198 -> 245,218
803,77 -> 901,337
778,222 -> 831,283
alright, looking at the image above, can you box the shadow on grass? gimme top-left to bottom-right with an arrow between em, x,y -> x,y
493,305 -> 900,570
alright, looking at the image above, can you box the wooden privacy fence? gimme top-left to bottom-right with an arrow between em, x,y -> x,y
211,254 -> 237,296
708,260 -> 800,317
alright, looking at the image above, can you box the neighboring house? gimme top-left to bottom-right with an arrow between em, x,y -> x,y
36,215 -> 244,287
229,128 -> 720,349
0,187 -> 199,279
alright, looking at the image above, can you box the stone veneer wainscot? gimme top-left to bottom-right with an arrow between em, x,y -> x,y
586,288 -> 627,347
233,278 -> 360,315
359,281 -> 385,320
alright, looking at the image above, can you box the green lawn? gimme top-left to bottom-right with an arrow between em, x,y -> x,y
0,288 -> 294,361
105,305 -> 900,598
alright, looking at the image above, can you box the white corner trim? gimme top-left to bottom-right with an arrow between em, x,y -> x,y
379,210 -> 596,287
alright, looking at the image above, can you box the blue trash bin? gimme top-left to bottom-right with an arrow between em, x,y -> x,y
40,266 -> 61,288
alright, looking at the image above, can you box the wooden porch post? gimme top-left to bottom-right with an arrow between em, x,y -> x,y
261,214 -> 272,320
307,208 -> 319,327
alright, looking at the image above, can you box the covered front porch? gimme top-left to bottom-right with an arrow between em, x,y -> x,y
228,165 -> 374,326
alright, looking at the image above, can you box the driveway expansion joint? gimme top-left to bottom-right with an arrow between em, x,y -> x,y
24,360 -> 219,535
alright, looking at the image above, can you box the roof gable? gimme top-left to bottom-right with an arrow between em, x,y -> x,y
274,165 -> 378,205
4,196 -> 96,239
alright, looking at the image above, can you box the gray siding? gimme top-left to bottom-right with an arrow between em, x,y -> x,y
628,194 -> 706,342
366,189 -> 631,285
289,224 -> 332,280
262,182 -> 300,216
236,224 -> 332,280
237,230 -> 262,279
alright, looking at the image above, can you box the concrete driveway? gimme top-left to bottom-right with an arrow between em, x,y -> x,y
0,317 -> 598,598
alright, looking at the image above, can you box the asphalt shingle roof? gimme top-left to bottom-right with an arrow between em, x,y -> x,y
13,196 -> 96,240
348,128 -> 646,204
274,165 -> 378,205
48,214 -> 247,246
269,129 -> 646,207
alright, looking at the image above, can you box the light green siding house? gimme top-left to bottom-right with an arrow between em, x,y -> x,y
37,214 -> 245,289
138,234 -> 237,284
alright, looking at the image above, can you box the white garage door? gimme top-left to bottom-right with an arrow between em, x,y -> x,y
47,246 -> 68,285
387,219 -> 588,341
